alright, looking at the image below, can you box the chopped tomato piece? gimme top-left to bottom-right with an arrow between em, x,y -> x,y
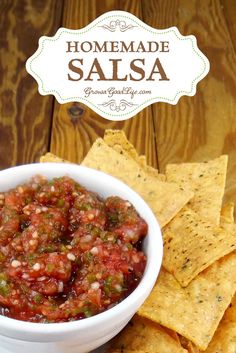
0,177 -> 147,322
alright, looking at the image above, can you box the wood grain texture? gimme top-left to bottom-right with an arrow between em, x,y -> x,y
221,0 -> 236,52
50,0 -> 158,167
0,0 -> 63,169
142,0 -> 236,209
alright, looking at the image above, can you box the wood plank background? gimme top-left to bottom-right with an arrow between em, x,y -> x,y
0,0 -> 63,168
0,0 -> 236,210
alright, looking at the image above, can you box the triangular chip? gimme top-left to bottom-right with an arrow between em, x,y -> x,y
138,155 -> 147,167
106,315 -> 187,353
40,153 -> 71,163
165,329 -> 181,344
82,138 -> 193,227
203,294 -> 236,353
179,336 -> 199,353
106,350 -> 148,353
138,252 -> 236,350
221,202 -> 234,224
104,129 -> 141,164
166,156 -> 228,225
104,130 -> 163,179
145,165 -> 165,180
163,207 -> 236,286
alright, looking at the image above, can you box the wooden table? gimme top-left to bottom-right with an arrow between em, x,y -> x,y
1,0 -> 236,213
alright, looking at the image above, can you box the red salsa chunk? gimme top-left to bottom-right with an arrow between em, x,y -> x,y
0,176 -> 147,322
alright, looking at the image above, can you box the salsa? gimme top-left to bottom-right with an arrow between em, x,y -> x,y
0,175 -> 147,322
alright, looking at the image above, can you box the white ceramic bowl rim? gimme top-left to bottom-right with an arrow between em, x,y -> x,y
0,163 -> 163,338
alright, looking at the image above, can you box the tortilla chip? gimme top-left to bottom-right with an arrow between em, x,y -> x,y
138,155 -> 147,167
166,155 -> 228,225
221,202 -> 234,224
144,165 -> 165,180
138,252 -> 236,350
179,336 -> 200,353
224,295 -> 236,322
203,294 -> 236,353
82,139 -> 194,227
190,344 -> 200,353
106,348 -> 145,353
104,130 -> 141,164
104,129 -> 163,178
163,207 -> 236,286
40,153 -> 71,163
107,315 -> 187,353
165,328 -> 181,344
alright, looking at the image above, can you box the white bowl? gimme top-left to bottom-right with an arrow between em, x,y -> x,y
0,163 -> 163,353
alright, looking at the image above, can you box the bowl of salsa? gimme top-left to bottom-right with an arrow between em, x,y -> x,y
0,163 -> 163,353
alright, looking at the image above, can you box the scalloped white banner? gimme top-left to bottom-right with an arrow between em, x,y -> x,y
26,10 -> 210,121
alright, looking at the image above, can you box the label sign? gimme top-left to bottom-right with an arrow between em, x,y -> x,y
26,11 -> 210,121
